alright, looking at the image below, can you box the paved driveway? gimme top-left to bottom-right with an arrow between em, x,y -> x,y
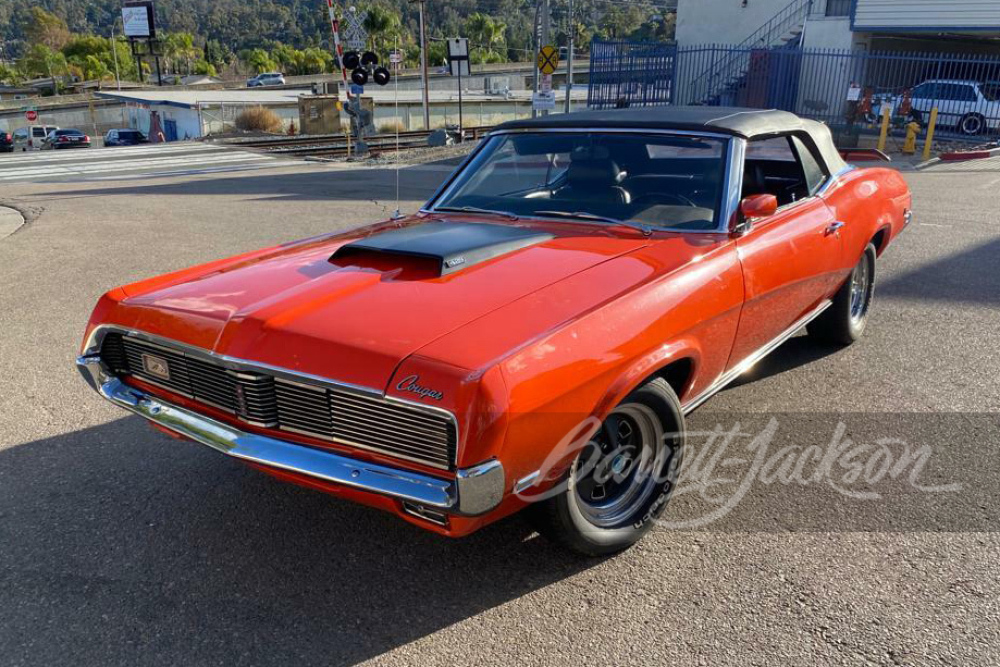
0,158 -> 997,666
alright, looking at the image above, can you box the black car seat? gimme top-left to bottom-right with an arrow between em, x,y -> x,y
555,146 -> 631,205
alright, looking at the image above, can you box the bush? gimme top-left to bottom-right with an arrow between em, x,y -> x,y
234,106 -> 283,133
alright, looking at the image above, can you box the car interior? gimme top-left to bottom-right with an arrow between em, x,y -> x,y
741,134 -> 828,207
439,131 -> 830,231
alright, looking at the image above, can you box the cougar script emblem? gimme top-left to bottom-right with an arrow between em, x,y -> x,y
396,375 -> 444,401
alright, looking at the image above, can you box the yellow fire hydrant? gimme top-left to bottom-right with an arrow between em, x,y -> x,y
902,121 -> 921,155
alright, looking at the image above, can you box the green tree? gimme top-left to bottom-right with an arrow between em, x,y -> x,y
192,60 -> 218,77
597,6 -> 645,39
21,44 -> 69,80
241,48 -> 277,74
24,7 -> 71,50
363,5 -> 403,53
465,13 -> 507,62
163,32 -> 200,74
0,62 -> 23,85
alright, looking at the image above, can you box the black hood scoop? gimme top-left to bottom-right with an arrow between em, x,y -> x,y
330,221 -> 554,276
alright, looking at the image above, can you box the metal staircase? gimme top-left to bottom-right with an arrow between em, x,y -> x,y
688,0 -> 814,106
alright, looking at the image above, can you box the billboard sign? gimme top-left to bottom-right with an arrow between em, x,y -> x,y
122,2 -> 156,39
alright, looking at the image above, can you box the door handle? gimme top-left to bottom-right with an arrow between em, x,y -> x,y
824,221 -> 845,236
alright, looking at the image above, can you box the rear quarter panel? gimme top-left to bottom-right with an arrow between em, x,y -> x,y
823,166 -> 911,272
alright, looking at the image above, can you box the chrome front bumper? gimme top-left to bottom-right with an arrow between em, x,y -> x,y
76,355 -> 505,516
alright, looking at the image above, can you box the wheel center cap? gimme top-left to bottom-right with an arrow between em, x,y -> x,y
611,455 -> 630,475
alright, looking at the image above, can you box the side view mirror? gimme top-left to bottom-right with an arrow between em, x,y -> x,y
732,194 -> 778,235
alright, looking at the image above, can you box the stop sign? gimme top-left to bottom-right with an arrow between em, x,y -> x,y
25,110 -> 38,122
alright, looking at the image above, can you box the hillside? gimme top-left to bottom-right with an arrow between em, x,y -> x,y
0,0 -> 673,61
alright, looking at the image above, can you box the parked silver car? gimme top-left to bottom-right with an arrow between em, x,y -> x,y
247,72 -> 286,88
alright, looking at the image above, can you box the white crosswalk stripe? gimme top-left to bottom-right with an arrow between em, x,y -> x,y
0,142 -> 290,183
926,156 -> 1000,172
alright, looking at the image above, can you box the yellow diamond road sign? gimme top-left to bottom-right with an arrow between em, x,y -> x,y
538,45 -> 559,75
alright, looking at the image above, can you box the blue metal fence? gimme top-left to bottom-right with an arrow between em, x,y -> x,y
589,40 -> 1000,141
587,40 -> 676,110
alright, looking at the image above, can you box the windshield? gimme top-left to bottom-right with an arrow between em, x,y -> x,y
432,132 -> 729,231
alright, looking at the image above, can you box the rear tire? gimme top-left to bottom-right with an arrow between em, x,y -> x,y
959,113 -> 986,136
528,378 -> 684,557
808,243 -> 876,346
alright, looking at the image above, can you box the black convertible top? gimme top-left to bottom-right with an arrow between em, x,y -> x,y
495,106 -> 848,172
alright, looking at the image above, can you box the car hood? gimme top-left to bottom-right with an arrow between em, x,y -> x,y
106,218 -> 648,391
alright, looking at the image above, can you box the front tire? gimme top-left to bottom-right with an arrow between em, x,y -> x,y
808,243 -> 876,345
528,378 -> 684,556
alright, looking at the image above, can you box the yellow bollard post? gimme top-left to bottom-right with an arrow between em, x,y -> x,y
877,104 -> 891,153
922,107 -> 939,162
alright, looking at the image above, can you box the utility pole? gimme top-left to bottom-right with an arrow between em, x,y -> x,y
531,0 -> 541,118
411,0 -> 431,130
564,0 -> 574,113
111,19 -> 122,91
541,0 -> 551,115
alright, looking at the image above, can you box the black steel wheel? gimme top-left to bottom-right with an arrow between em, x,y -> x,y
528,378 -> 684,556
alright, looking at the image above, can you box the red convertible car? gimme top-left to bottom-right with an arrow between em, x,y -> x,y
78,107 -> 911,555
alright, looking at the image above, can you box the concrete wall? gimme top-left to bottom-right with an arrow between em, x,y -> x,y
676,0 -> 790,46
802,16 -> 867,50
0,102 -> 128,139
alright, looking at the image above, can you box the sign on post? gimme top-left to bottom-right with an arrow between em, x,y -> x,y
538,45 -> 559,76
24,109 -> 38,122
122,1 -> 156,38
389,50 -> 404,69
532,91 -> 556,111
343,9 -> 368,50
447,38 -> 470,76
447,38 -> 470,140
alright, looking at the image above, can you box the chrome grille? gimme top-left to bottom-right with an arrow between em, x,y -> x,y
99,333 -> 457,470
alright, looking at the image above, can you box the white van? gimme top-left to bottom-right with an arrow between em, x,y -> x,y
12,125 -> 60,151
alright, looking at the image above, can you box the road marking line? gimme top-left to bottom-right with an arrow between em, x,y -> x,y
0,143 -> 228,167
0,153 -> 276,181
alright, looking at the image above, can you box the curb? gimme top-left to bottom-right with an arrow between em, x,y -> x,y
938,146 -> 1000,162
0,205 -> 24,241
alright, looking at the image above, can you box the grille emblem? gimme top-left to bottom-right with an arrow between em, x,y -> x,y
141,353 -> 171,381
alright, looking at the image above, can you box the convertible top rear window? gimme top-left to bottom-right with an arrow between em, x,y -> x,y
434,132 -> 729,232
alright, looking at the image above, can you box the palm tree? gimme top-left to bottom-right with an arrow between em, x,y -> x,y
363,5 -> 402,54
465,13 -> 507,63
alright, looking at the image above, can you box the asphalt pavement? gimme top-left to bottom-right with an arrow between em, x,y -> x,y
0,153 -> 998,666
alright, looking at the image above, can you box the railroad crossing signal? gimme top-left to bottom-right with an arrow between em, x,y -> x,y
538,45 -> 559,76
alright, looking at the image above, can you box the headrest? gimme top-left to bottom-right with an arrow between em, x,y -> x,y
567,145 -> 625,187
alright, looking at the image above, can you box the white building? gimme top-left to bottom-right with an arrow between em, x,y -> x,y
676,0 -> 1000,54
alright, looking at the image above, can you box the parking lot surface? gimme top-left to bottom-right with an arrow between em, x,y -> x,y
0,153 -> 997,666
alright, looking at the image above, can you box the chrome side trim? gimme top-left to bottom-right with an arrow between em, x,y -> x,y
722,137 -> 747,233
76,357 -> 504,516
680,299 -> 833,415
82,325 -> 460,449
513,470 -> 542,495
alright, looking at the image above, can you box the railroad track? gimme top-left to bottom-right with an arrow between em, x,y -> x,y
231,126 -> 494,159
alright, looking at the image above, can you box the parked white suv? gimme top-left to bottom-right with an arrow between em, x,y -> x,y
12,125 -> 59,151
247,72 -> 286,88
904,79 -> 1000,136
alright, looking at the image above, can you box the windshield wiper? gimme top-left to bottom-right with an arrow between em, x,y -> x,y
534,210 -> 653,237
434,206 -> 519,220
